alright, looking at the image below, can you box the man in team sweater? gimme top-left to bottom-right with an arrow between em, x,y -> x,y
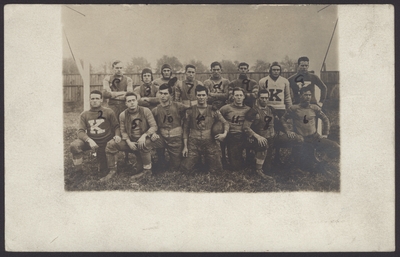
280,87 -> 340,170
175,64 -> 204,106
150,83 -> 191,172
227,62 -> 258,108
243,89 -> 302,179
203,61 -> 230,109
181,85 -> 229,174
69,90 -> 121,186
152,64 -> 179,101
288,56 -> 327,106
102,60 -> 133,118
219,87 -> 251,170
104,91 -> 160,181
134,68 -> 160,110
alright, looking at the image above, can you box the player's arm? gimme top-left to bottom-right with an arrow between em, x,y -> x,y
314,75 -> 327,105
137,108 -> 158,149
109,110 -> 121,142
214,110 -> 229,141
77,114 -> 98,150
174,81 -> 182,102
315,106 -> 330,137
127,77 -> 133,92
284,80 -> 293,109
150,108 -> 160,141
182,110 -> 191,157
119,111 -> 130,141
281,108 -> 296,138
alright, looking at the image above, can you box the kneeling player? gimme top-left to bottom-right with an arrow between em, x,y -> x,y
150,83 -> 191,172
281,87 -> 340,170
104,92 -> 160,181
181,85 -> 229,174
244,89 -> 302,179
69,90 -> 121,185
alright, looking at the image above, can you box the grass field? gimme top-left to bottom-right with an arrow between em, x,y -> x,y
64,99 -> 340,192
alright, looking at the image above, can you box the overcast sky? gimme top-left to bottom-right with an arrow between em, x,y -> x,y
62,5 -> 338,74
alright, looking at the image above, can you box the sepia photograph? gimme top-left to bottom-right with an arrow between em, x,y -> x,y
5,4 -> 394,252
62,5 -> 340,192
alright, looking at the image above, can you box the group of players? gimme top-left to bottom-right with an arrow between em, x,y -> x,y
68,57 -> 340,186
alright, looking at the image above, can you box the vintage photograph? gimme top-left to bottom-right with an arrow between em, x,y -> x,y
62,5 -> 340,192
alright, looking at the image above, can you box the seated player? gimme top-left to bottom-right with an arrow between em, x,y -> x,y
150,83 -> 191,172
280,87 -> 340,170
243,89 -> 302,179
152,64 -> 179,101
104,92 -> 160,181
219,87 -> 251,171
175,64 -> 204,106
227,62 -> 259,107
134,68 -> 159,110
69,90 -> 121,186
181,85 -> 229,174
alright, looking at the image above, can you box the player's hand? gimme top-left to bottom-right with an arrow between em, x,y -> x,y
182,147 -> 188,157
287,132 -> 296,139
215,133 -> 226,142
318,102 -> 323,107
137,135 -> 147,150
151,133 -> 160,141
113,136 -> 121,143
127,141 -> 138,151
255,135 -> 268,147
321,135 -> 328,139
87,138 -> 99,151
141,97 -> 149,102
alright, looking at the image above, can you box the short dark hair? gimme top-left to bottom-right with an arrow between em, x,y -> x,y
185,64 -> 196,72
300,87 -> 312,95
112,60 -> 122,68
210,61 -> 222,69
258,89 -> 270,97
90,90 -> 103,98
238,62 -> 249,68
159,83 -> 172,94
125,91 -> 138,100
232,87 -> 246,96
298,56 -> 309,65
195,85 -> 209,95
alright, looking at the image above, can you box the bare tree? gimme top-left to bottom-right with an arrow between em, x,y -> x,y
280,55 -> 297,72
155,55 -> 183,73
251,59 -> 271,72
126,57 -> 151,73
220,60 -> 238,72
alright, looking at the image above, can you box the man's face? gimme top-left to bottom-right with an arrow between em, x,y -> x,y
259,93 -> 269,107
162,68 -> 171,79
298,61 -> 309,74
270,66 -> 281,78
186,67 -> 196,81
142,73 -> 152,84
238,65 -> 249,74
113,62 -> 124,76
158,88 -> 171,103
211,65 -> 222,78
300,91 -> 312,103
233,90 -> 245,105
125,95 -> 138,110
90,93 -> 102,108
196,90 -> 208,105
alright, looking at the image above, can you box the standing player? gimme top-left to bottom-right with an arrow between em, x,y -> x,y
181,85 -> 229,174
134,68 -> 159,110
219,87 -> 251,171
150,84 -> 191,172
287,56 -> 327,106
203,61 -> 230,109
175,64 -> 204,106
104,92 -> 159,181
69,90 -> 121,185
243,89 -> 302,179
203,61 -> 230,167
258,61 -> 292,163
280,87 -> 340,170
102,60 -> 133,118
228,62 -> 258,107
152,64 -> 179,101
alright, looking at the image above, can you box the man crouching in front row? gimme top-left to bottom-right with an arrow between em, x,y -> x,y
103,91 -> 161,181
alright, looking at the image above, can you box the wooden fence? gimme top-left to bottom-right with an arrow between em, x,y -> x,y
64,71 -> 339,112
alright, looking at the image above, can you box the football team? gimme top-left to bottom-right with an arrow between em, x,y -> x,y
68,57 -> 340,186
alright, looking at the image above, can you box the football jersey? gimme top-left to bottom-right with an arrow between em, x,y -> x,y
219,103 -> 251,134
258,75 -> 292,110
